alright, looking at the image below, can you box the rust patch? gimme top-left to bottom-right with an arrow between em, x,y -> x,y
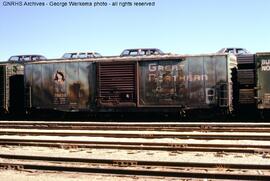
68,82 -> 87,106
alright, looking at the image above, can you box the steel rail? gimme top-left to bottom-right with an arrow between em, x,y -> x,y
1,130 -> 270,140
0,121 -> 270,127
0,138 -> 270,153
1,121 -> 270,133
2,153 -> 269,169
1,125 -> 270,132
1,162 -> 269,180
1,121 -> 270,127
0,154 -> 269,180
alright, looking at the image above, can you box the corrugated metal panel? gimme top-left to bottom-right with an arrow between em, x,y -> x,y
237,54 -> 255,65
97,62 -> 136,107
239,89 -> 255,104
237,69 -> 255,85
236,54 -> 256,107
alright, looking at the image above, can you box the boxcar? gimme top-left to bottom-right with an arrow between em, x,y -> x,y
24,53 -> 237,115
0,62 -> 24,114
256,52 -> 270,110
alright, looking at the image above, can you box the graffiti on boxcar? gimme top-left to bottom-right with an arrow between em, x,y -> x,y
53,70 -> 68,105
146,64 -> 177,101
261,59 -> 270,71
148,63 -> 208,82
140,61 -> 209,105
175,69 -> 188,101
160,71 -> 175,95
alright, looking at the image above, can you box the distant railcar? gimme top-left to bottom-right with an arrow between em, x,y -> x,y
256,52 -> 270,110
24,54 -> 237,115
0,62 -> 24,114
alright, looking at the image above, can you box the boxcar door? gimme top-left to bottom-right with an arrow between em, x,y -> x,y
96,62 -> 136,108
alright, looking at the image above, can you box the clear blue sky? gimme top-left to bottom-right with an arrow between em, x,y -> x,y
0,0 -> 270,60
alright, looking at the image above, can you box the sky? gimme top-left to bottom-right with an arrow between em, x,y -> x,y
0,0 -> 270,60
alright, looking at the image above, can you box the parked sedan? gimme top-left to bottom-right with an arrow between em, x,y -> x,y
8,55 -> 46,62
62,52 -> 102,59
217,48 -> 250,55
120,48 -> 164,56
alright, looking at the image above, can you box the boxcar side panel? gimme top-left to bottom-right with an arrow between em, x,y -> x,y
203,56 -> 217,105
185,56 -> 205,107
25,64 -> 33,109
78,62 -> 95,109
27,61 -> 95,111
66,62 -> 79,109
256,53 -> 270,109
41,64 -> 54,107
139,60 -> 183,106
215,56 -> 227,83
215,56 -> 229,108
32,64 -> 42,108
138,55 -> 231,110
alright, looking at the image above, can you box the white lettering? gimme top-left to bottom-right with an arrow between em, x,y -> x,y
262,59 -> 270,66
262,65 -> 270,71
149,63 -> 157,72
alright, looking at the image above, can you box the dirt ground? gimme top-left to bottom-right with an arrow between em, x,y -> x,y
0,170 -> 185,181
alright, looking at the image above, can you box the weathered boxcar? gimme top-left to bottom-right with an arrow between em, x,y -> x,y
256,52 -> 270,110
24,54 -> 237,115
0,62 -> 24,114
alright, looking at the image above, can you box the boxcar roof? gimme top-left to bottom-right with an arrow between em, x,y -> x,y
24,53 -> 232,65
256,52 -> 270,56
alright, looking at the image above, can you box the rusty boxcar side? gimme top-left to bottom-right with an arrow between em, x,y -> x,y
24,54 -> 237,114
138,54 -> 237,112
25,60 -> 96,111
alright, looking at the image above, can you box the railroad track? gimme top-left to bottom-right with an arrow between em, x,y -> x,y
0,138 -> 270,154
1,130 -> 270,140
1,121 -> 270,179
1,121 -> 270,132
0,154 -> 269,180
